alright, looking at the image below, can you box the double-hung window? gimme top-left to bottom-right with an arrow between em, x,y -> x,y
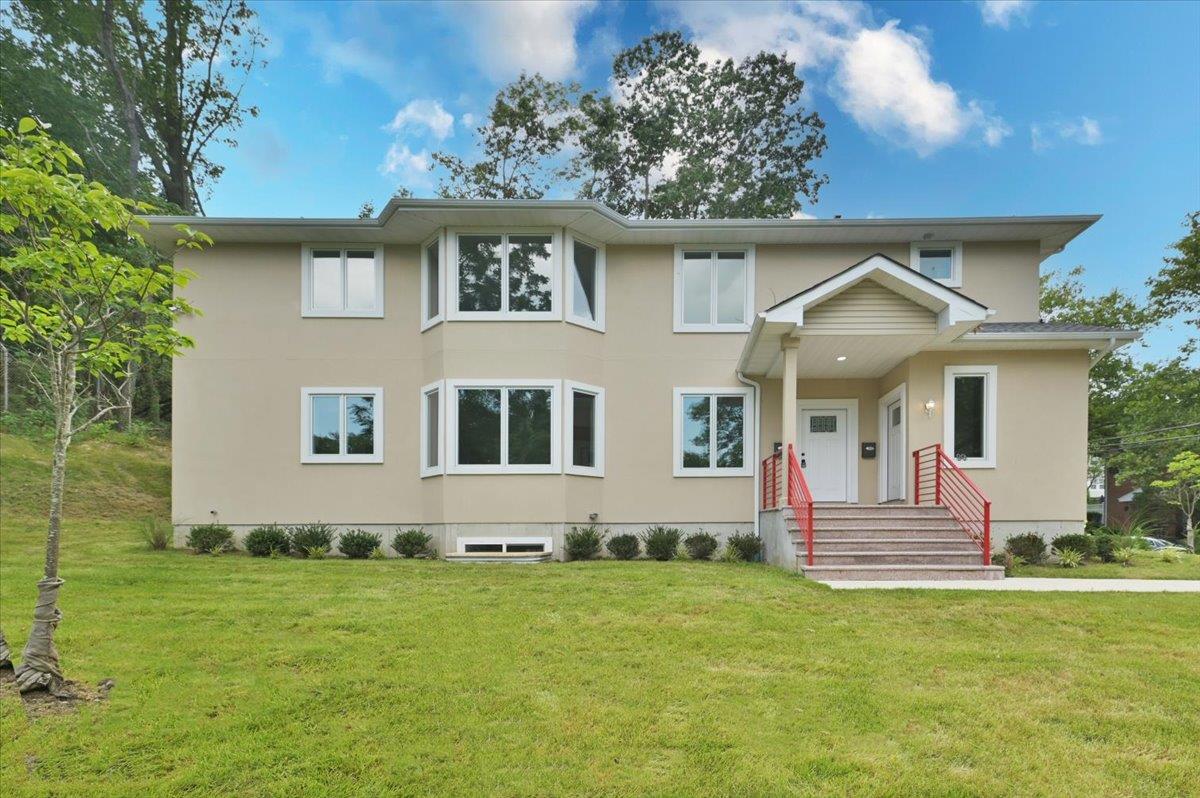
302,245 -> 384,317
674,246 -> 754,332
451,231 -> 560,320
910,242 -> 962,287
566,233 -> 605,331
673,387 -> 753,476
565,381 -> 604,476
421,233 -> 444,329
943,365 -> 997,468
447,379 -> 561,473
300,387 -> 383,463
420,381 -> 443,477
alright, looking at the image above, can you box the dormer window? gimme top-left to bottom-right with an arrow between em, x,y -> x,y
910,242 -> 962,288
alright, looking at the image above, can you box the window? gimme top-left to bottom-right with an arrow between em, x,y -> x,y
672,387 -> 753,476
674,246 -> 754,332
421,233 -> 444,329
943,365 -> 997,468
420,381 -> 443,477
910,242 -> 962,287
301,246 -> 383,317
300,387 -> 383,463
450,231 -> 560,320
565,381 -> 604,476
446,379 -> 561,473
566,233 -> 605,331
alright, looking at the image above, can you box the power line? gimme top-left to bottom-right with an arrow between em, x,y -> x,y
1091,422 -> 1200,444
1091,432 -> 1200,451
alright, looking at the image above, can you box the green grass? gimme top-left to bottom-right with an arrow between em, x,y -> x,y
1013,550 -> 1200,579
2,433 -> 1199,797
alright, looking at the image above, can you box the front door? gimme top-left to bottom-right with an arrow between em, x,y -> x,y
799,408 -> 848,501
886,399 -> 904,501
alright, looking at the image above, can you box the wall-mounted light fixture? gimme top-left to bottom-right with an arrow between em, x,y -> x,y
835,355 -> 847,362
924,399 -> 936,417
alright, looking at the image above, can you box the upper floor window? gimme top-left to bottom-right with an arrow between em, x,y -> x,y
450,231 -> 561,321
421,233 -> 444,329
910,242 -> 962,288
300,387 -> 383,463
943,365 -> 996,468
673,246 -> 755,333
301,245 -> 383,317
567,233 -> 605,332
672,387 -> 753,477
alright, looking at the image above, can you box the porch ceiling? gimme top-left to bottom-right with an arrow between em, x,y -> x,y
774,334 -> 935,379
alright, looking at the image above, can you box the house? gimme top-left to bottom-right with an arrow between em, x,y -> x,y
144,200 -> 1140,578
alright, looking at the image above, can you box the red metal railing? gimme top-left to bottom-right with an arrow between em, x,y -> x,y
913,443 -> 991,565
760,445 -> 816,566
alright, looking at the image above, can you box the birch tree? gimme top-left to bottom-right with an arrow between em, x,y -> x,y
0,119 -> 208,693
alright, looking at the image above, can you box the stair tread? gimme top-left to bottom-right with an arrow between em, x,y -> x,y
813,550 -> 982,555
801,564 -> 1003,571
814,537 -> 978,543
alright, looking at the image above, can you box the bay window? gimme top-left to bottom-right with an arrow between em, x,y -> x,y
943,365 -> 997,468
302,245 -> 383,317
672,387 -> 753,476
565,381 -> 604,476
447,379 -> 560,473
567,233 -> 605,331
674,246 -> 754,332
420,381 -> 443,476
451,231 -> 560,320
421,233 -> 444,329
300,387 -> 383,463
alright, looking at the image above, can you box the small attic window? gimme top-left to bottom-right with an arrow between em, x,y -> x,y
910,242 -> 962,288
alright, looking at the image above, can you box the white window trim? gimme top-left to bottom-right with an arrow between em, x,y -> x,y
420,230 -> 446,331
445,378 -> 562,474
300,386 -> 384,464
909,241 -> 963,288
943,365 -> 997,469
457,536 -> 552,555
672,386 -> 754,477
876,382 -> 908,503
564,380 -> 605,477
420,380 -> 444,477
300,244 -> 385,318
447,228 -> 563,321
672,244 -> 755,333
565,232 -> 606,332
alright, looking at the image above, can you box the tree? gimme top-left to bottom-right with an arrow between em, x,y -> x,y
1151,451 -> 1200,550
1103,358 -> 1200,488
432,74 -> 581,200
1146,211 -> 1200,339
1,0 -> 266,213
572,32 -> 827,219
0,119 -> 209,693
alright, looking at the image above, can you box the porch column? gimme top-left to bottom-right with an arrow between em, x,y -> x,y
781,343 -> 798,489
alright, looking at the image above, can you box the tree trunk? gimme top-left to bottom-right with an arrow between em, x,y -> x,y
14,356 -> 75,695
1187,514 -> 1195,553
145,357 -> 161,424
117,360 -> 136,431
99,0 -> 142,196
1,342 -> 9,414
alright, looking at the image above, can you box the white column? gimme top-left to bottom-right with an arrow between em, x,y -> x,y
781,344 -> 798,487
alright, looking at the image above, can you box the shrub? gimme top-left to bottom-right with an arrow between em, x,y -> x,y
369,547 -> 387,560
1113,547 -> 1138,566
606,533 -> 640,560
139,517 -> 171,550
186,524 -> 232,554
642,526 -> 682,561
1005,533 -> 1047,565
1051,534 -> 1097,560
1095,533 -> 1150,562
1057,548 -> 1084,568
727,531 -> 763,563
304,545 -> 327,560
245,524 -> 290,557
720,544 -> 743,563
991,549 -> 1022,576
392,528 -> 432,558
290,523 -> 335,557
683,532 -> 719,561
339,529 -> 382,559
564,525 -> 605,561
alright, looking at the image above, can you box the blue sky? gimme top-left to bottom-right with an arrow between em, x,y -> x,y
205,0 -> 1200,361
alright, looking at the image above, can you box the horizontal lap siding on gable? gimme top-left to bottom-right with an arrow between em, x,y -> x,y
801,280 -> 936,335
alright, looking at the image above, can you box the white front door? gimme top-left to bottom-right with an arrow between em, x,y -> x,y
799,408 -> 849,501
886,398 -> 904,501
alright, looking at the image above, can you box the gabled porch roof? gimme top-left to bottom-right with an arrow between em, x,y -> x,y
738,254 -> 992,378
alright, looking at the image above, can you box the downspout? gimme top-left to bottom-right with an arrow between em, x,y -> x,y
737,370 -> 762,539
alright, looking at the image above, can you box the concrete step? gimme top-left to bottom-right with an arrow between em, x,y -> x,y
444,552 -> 552,564
806,504 -> 953,516
813,538 -> 982,553
798,518 -> 964,531
810,551 -> 986,566
790,524 -> 965,539
800,564 -> 1005,581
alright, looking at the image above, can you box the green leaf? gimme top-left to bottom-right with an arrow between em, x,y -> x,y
18,117 -> 38,134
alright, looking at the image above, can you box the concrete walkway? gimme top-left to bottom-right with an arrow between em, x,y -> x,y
821,578 -> 1200,592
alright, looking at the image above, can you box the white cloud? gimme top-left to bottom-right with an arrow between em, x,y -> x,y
441,0 -> 598,81
661,1 -> 1008,156
385,99 -> 455,141
380,143 -> 433,187
1031,116 -> 1102,152
978,1 -> 1034,29
790,210 -> 817,219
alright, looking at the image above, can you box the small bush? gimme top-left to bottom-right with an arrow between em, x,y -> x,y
304,545 -> 327,560
991,549 -> 1022,576
1005,533 -> 1047,565
290,523 -> 335,557
683,532 -> 719,561
1057,548 -> 1084,568
1051,534 -> 1097,560
727,531 -> 763,563
1095,533 -> 1150,562
139,517 -> 171,550
1160,548 -> 1182,563
392,528 -> 432,558
564,525 -> 605,561
606,533 -> 640,560
186,524 -> 232,554
339,529 -> 382,559
245,524 -> 290,557
369,547 -> 387,560
1113,547 -> 1138,566
642,526 -> 682,561
720,544 -> 743,563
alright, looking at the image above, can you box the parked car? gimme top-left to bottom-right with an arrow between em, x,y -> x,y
1141,536 -> 1193,552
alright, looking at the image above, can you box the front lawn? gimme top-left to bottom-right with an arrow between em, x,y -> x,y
1013,550 -> 1200,579
2,434 -> 1199,796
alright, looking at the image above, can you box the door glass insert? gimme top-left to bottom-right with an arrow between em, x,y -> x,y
891,406 -> 902,426
809,415 -> 838,433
